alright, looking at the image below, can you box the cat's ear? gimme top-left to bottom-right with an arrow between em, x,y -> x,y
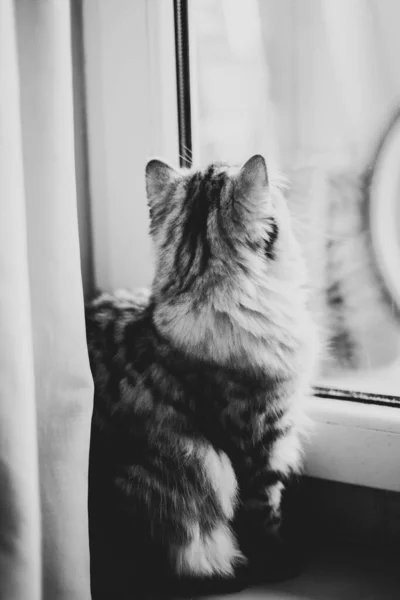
145,159 -> 178,206
234,155 -> 269,221
146,159 -> 178,233
237,154 -> 268,196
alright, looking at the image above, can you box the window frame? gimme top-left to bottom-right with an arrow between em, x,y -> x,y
82,0 -> 179,292
82,0 -> 400,493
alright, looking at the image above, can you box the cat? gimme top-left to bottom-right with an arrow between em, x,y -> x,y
86,155 -> 319,598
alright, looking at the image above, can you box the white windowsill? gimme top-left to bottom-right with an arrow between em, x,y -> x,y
304,395 -> 400,492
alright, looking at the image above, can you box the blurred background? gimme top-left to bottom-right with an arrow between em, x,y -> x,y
189,0 -> 400,394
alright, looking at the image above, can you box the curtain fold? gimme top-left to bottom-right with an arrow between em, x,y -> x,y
0,1 -> 94,599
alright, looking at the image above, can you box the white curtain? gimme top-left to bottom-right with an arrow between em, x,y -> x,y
0,1 -> 93,599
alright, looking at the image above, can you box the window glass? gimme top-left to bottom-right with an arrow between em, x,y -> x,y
190,0 -> 400,395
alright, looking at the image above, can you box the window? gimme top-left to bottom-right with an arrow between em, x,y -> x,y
81,0 -> 400,492
190,0 -> 400,398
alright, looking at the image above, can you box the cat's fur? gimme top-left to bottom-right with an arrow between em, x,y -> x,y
86,155 -> 318,597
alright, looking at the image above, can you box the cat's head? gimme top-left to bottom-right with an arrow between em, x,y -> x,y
145,155 -> 304,302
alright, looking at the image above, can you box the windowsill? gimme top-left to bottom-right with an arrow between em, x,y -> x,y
201,543 -> 399,599
304,395 -> 400,492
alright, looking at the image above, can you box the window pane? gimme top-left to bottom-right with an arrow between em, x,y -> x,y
190,0 -> 400,396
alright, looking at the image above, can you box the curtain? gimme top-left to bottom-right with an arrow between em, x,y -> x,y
0,1 -> 94,599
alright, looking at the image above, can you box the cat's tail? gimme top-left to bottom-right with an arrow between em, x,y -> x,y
114,440 -> 245,579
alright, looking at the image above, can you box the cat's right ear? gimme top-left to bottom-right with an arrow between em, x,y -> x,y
236,154 -> 269,199
145,159 -> 178,207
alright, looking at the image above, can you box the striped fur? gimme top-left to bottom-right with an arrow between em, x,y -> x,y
87,155 -> 319,593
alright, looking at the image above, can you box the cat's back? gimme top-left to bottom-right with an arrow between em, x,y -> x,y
86,287 -> 151,336
85,288 -> 152,385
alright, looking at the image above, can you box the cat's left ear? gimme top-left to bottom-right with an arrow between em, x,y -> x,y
145,159 -> 178,206
146,159 -> 178,234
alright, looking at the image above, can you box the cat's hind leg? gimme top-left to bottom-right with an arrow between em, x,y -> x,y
171,444 -> 243,578
114,438 -> 246,594
236,421 -> 305,583
166,443 -> 249,596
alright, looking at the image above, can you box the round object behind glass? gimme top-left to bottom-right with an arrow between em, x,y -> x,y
367,108 -> 400,316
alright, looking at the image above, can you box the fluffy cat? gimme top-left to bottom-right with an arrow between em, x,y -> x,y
86,155 -> 318,598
